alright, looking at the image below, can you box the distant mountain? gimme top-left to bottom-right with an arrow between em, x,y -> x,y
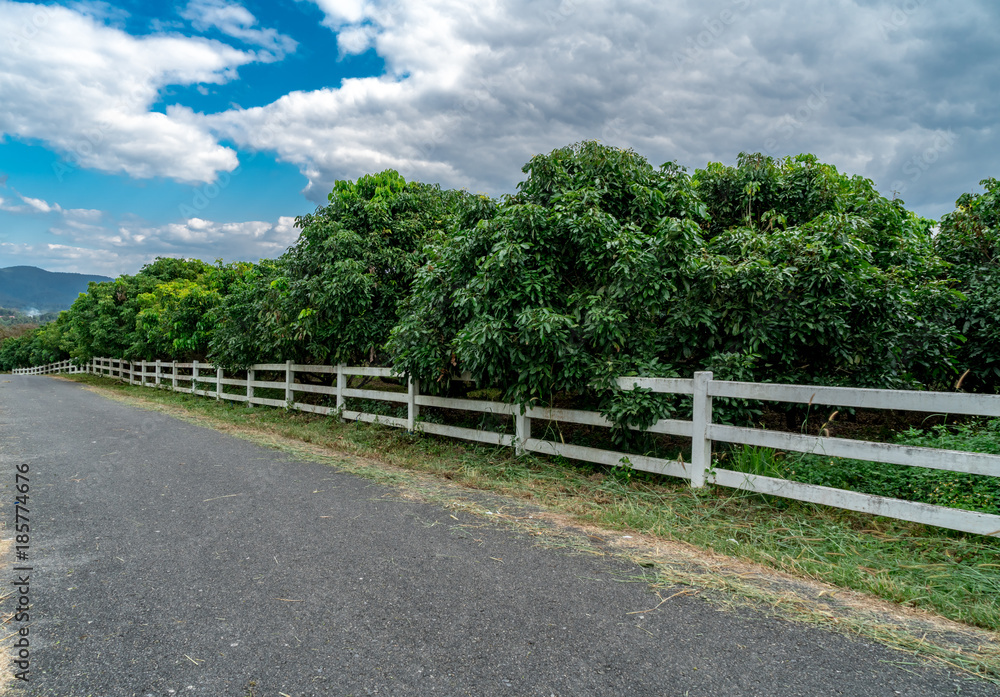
0,266 -> 112,313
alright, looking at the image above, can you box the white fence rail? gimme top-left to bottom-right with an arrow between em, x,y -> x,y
14,358 -> 1000,537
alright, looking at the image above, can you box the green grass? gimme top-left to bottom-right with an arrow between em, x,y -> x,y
717,420 -> 1000,515
57,373 -> 1000,679
790,420 -> 1000,515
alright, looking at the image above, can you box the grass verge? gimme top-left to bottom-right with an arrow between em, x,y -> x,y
59,373 -> 1000,682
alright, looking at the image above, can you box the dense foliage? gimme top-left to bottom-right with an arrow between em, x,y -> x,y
2,143 -> 995,418
209,171 -> 470,369
389,143 -> 708,412
390,144 -> 966,428
935,177 -> 1000,392
693,153 -> 962,386
0,257 -> 221,370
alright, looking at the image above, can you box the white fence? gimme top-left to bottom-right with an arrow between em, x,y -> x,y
16,359 -> 88,375
14,358 -> 1000,537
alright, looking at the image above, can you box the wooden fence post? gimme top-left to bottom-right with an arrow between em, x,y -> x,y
216,365 -> 223,400
336,364 -> 346,416
407,376 -> 419,431
515,408 -> 531,456
247,366 -> 255,406
689,371 -> 714,488
192,360 -> 199,394
285,360 -> 294,408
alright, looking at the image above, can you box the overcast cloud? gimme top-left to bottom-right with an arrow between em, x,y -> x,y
217,0 -> 996,211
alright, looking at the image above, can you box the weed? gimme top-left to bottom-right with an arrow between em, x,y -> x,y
717,444 -> 787,478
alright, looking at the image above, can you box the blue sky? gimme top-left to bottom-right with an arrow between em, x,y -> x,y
1,0 -> 998,276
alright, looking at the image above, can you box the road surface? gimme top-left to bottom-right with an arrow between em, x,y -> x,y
0,375 -> 992,696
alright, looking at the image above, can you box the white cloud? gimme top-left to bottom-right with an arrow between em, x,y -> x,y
3,215 -> 300,275
67,1 -> 130,27
181,0 -> 297,61
0,184 -> 104,221
203,0 -> 998,217
0,187 -> 61,214
310,0 -> 370,28
64,208 -> 104,222
20,195 -> 59,214
67,215 -> 296,268
0,0 -> 254,183
0,241 -> 123,275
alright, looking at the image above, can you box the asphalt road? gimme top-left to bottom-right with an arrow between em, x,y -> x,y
0,375 -> 993,696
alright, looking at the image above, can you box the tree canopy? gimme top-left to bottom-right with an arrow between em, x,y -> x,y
2,143 -> 995,420
208,171 -> 471,369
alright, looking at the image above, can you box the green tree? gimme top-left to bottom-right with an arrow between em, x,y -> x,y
70,257 -> 212,360
389,142 -> 708,410
936,177 -> 1000,391
691,152 -> 961,390
210,171 -> 469,369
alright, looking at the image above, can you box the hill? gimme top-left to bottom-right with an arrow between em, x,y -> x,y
0,266 -> 112,313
